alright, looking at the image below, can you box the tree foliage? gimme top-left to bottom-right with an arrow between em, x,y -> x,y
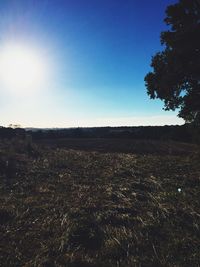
145,0 -> 200,125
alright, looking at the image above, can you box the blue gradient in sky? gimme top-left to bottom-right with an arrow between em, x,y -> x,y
0,0 -> 183,127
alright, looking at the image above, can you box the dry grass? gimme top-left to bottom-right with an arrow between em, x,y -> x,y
0,139 -> 200,266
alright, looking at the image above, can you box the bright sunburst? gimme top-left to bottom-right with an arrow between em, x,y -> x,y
0,43 -> 46,94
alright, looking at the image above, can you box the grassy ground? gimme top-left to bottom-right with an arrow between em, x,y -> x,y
0,139 -> 200,267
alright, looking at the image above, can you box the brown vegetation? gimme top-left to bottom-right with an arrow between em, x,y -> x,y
0,138 -> 200,266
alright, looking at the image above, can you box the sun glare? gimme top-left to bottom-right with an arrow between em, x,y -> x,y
0,43 -> 46,94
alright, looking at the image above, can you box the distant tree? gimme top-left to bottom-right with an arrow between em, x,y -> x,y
9,124 -> 22,129
145,0 -> 200,126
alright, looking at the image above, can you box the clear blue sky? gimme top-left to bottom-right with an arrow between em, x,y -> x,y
0,0 -> 183,127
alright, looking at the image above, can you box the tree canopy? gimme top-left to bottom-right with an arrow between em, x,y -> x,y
145,0 -> 200,125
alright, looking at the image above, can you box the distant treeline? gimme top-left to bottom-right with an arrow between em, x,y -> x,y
0,125 -> 197,143
0,127 -> 25,139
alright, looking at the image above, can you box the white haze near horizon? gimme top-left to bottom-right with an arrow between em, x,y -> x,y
1,114 -> 184,128
0,83 -> 184,128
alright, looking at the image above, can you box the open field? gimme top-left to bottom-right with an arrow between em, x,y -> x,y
0,138 -> 200,266
36,138 -> 198,155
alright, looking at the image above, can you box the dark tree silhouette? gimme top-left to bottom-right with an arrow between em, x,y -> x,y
145,0 -> 200,126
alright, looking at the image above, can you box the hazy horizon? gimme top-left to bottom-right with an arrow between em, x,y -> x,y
1,114 -> 184,129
